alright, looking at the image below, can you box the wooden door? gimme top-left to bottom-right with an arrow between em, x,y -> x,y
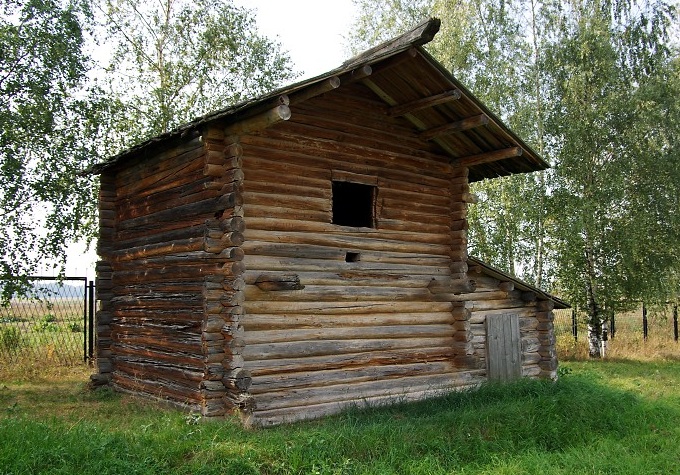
486,313 -> 522,382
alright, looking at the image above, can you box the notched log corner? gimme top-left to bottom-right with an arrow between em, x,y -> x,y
254,273 -> 305,291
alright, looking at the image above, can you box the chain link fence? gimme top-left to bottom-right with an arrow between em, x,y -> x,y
0,277 -> 94,367
554,305 -> 680,359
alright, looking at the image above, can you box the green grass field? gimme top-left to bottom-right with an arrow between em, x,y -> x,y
1,359 -> 679,474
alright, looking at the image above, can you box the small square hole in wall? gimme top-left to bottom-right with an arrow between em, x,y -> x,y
332,181 -> 376,228
345,252 -> 361,262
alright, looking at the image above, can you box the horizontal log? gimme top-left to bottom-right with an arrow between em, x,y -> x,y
112,373 -> 202,404
243,337 -> 454,361
116,193 -> 242,231
242,311 -> 453,331
240,134 -> 452,188
253,370 -> 474,412
244,324 -> 455,345
254,273 -> 304,291
245,284 -> 438,302
224,104 -> 291,135
247,347 -> 458,382
243,255 -> 448,276
249,381 -> 482,427
250,361 -> 454,395
244,300 -> 454,315
427,278 -> 476,294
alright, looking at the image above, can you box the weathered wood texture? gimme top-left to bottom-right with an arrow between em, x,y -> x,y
238,83 -> 473,426
94,134 -> 247,415
466,270 -> 558,381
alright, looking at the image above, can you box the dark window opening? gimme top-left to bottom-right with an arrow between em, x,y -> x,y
332,181 -> 375,228
345,252 -> 361,262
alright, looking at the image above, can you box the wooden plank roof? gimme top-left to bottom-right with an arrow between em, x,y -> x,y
468,256 -> 570,309
88,18 -> 549,182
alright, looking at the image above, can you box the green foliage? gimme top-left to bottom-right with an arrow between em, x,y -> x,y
35,313 -> 58,332
1,362 -> 679,474
0,0 -> 110,300
0,326 -> 22,351
101,0 -> 297,143
349,1 -> 680,356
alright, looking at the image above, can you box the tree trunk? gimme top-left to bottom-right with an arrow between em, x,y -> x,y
585,244 -> 604,358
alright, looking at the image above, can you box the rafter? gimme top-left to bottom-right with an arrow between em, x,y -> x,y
420,114 -> 489,140
455,147 -> 523,167
389,89 -> 462,117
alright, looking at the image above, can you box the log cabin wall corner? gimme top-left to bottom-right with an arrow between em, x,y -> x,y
91,131 -> 249,415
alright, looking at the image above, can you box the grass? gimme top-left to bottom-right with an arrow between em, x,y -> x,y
1,360 -> 680,474
554,307 -> 680,361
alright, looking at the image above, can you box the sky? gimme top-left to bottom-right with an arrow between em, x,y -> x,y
62,0 -> 359,278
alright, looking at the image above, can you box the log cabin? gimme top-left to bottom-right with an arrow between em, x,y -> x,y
88,18 -> 569,426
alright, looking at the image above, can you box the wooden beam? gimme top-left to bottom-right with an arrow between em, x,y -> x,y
349,65 -> 372,82
456,147 -> 523,167
224,104 -> 291,136
289,77 -> 341,105
362,78 -> 460,158
420,114 -> 489,140
389,89 -> 462,117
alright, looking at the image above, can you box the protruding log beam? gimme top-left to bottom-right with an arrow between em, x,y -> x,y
428,278 -> 476,295
349,64 -> 372,82
420,114 -> 489,141
499,281 -> 515,292
289,76 -> 341,104
224,104 -> 291,136
456,146 -> 524,167
389,89 -> 462,117
254,273 -> 304,291
222,369 -> 252,391
461,192 -> 479,204
537,299 -> 555,311
521,291 -> 538,303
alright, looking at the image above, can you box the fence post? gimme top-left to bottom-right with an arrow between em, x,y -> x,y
83,278 -> 88,362
609,312 -> 616,339
674,305 -> 678,342
88,280 -> 95,360
571,309 -> 578,341
642,303 -> 648,341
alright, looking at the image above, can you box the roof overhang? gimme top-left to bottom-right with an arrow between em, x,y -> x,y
468,256 -> 570,309
87,18 -> 549,182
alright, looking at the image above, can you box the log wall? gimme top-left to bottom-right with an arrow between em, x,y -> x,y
465,266 -> 558,380
239,84 -> 482,426
94,134 -> 245,415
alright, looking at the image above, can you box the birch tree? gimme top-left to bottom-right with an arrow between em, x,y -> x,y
349,0 -> 680,358
0,0 -> 107,299
101,0 -> 296,143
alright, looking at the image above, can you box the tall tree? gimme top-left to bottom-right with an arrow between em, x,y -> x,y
0,0 -> 106,300
349,0 -> 680,358
543,0 -> 678,356
101,0 -> 297,143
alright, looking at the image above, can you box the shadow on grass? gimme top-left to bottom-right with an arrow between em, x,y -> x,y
260,368 -> 680,474
1,364 -> 679,474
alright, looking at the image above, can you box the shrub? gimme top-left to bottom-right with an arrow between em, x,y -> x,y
35,314 -> 59,333
0,327 -> 22,351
